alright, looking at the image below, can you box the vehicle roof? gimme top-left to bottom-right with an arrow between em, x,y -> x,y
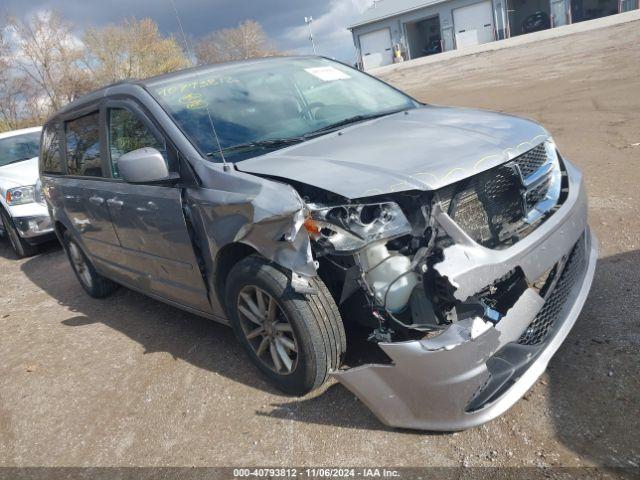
47,55 -> 319,122
142,55 -> 316,86
0,126 -> 42,140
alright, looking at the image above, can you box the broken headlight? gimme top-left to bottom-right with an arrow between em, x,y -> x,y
305,202 -> 412,253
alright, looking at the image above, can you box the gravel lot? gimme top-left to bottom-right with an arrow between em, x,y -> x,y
0,19 -> 638,471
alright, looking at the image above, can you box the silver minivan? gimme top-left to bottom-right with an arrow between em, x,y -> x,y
41,56 -> 597,431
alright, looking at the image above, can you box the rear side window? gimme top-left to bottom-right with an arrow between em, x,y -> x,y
40,124 -> 62,174
65,112 -> 102,177
108,108 -> 166,178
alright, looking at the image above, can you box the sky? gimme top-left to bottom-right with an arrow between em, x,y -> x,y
1,0 -> 373,62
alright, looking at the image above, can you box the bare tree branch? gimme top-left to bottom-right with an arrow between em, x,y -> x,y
83,18 -> 189,86
195,20 -> 281,65
8,11 -> 89,113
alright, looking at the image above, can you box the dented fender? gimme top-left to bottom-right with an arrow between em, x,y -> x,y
184,161 -> 316,318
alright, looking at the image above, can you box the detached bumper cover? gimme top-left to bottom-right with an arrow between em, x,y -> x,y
333,160 -> 597,431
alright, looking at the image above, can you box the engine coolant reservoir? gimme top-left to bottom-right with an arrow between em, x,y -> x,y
358,243 -> 419,313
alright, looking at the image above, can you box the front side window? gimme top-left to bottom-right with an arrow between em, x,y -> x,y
0,131 -> 41,167
108,108 -> 166,178
40,124 -> 62,174
147,57 -> 418,161
66,112 -> 102,177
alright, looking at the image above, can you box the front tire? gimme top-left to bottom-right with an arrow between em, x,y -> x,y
225,255 -> 346,396
1,210 -> 37,258
63,232 -> 118,298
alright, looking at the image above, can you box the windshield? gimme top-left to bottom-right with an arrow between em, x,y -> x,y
0,132 -> 41,167
148,57 -> 418,161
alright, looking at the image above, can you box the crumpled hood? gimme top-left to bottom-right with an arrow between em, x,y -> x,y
0,157 -> 39,189
236,106 -> 549,199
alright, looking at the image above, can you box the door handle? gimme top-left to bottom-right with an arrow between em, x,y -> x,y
107,198 -> 124,209
89,196 -> 104,206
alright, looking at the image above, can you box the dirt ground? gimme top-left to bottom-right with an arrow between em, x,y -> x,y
0,20 -> 639,471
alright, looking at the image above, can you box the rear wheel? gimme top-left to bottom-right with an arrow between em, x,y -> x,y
1,210 -> 37,258
63,232 -> 118,298
225,255 -> 346,395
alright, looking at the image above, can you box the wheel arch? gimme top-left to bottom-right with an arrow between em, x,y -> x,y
53,220 -> 68,243
213,242 -> 260,313
0,202 -> 11,235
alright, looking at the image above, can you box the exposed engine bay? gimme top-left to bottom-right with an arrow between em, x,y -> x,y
298,139 -> 567,346
276,139 -> 597,431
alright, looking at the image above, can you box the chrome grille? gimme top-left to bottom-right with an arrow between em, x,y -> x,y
525,175 -> 552,210
448,165 -> 523,248
439,142 -> 563,249
514,143 -> 548,178
451,189 -> 491,244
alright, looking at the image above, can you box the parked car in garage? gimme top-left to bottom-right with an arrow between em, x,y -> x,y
40,56 -> 597,431
522,11 -> 551,34
0,127 -> 55,257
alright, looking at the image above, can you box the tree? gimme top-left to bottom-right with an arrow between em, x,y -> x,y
195,20 -> 280,65
0,19 -> 46,130
7,11 -> 90,113
0,27 -> 18,129
0,26 -> 9,84
83,18 -> 189,86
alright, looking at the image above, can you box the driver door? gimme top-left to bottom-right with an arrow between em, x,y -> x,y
103,100 -> 212,314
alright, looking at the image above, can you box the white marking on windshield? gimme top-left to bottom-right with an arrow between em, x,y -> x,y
304,66 -> 351,82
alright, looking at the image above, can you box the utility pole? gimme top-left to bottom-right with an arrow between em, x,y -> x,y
304,16 -> 317,55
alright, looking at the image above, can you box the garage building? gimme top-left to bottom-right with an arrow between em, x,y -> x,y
349,0 -> 639,70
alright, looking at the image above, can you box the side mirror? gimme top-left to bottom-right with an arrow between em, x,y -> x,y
118,148 -> 176,184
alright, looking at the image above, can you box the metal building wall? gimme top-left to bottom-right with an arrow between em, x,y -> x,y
350,0 -> 505,67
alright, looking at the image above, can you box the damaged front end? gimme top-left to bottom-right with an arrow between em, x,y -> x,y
305,140 -> 597,431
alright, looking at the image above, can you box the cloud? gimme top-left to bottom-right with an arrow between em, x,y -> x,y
1,0 -> 366,62
284,0 -> 370,61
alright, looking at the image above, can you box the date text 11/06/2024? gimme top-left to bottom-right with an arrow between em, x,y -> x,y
233,468 -> 401,478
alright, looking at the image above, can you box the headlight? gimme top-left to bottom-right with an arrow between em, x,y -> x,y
304,202 -> 412,253
6,185 -> 37,206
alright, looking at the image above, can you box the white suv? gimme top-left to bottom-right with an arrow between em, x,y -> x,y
0,127 -> 55,257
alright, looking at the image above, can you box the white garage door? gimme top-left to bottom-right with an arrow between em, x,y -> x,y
453,1 -> 495,49
359,28 -> 393,70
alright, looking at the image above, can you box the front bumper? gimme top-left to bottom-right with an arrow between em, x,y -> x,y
333,160 -> 597,431
13,215 -> 55,242
5,203 -> 54,241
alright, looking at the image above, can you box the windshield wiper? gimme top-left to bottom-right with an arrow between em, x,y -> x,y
208,137 -> 306,157
304,109 -> 407,138
205,109 -> 409,158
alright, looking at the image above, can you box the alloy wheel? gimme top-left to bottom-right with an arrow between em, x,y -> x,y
236,285 -> 299,375
68,242 -> 93,289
